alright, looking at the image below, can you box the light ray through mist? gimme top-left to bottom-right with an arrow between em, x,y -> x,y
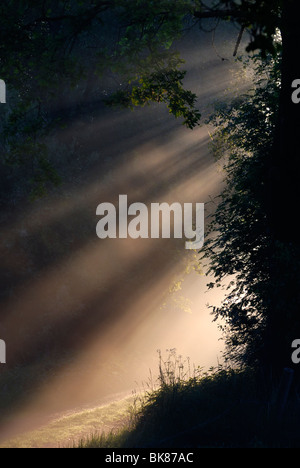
0,23 -> 252,444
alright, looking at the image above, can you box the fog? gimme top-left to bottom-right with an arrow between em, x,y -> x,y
0,21 -> 251,442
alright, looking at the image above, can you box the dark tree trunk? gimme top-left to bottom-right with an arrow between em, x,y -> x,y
263,0 -> 300,382
269,1 -> 300,244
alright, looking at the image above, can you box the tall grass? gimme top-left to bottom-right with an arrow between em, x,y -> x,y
77,351 -> 300,448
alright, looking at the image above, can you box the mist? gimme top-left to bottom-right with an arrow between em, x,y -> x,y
0,21 -> 251,443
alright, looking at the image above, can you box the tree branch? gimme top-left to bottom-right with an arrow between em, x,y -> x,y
193,9 -> 245,20
25,1 -> 115,28
233,26 -> 245,57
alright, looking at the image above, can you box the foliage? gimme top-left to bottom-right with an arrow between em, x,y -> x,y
105,59 -> 201,130
0,0 -> 286,195
202,52 -> 300,370
218,0 -> 283,55
77,352 -> 300,448
0,0 -> 202,195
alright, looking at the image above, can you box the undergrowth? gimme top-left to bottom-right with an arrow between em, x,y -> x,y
77,350 -> 300,448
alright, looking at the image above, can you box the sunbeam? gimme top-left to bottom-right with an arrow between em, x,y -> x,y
0,21 -> 252,444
